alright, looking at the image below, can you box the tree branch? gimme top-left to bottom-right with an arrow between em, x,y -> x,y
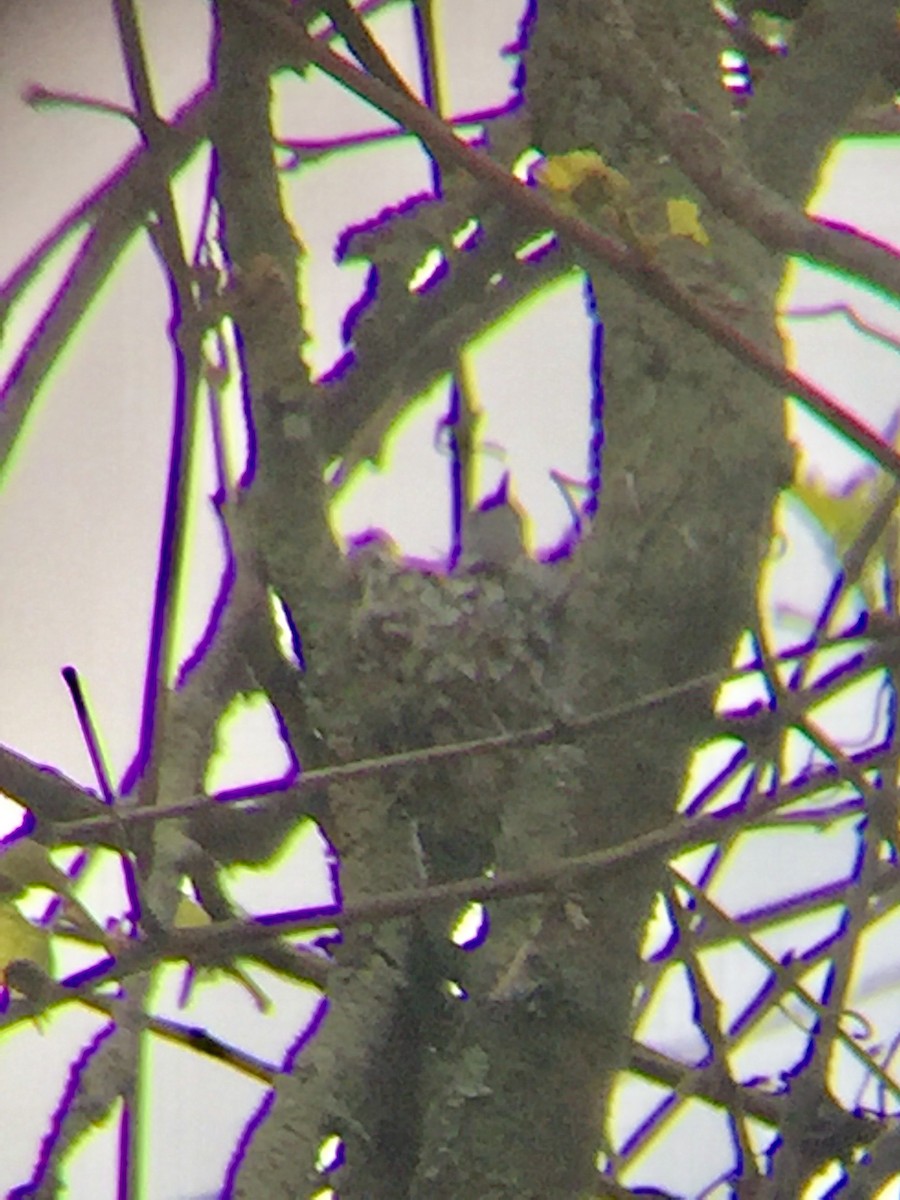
743,0 -> 900,200
232,0 -> 900,484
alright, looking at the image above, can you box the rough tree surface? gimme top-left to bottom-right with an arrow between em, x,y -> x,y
2,0 -> 899,1197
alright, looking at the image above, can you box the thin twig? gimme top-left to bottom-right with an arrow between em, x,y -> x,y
46,628 -> 900,843
5,970 -> 279,1084
232,0 -> 900,484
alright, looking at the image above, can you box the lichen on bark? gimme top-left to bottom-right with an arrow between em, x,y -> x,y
219,0 -> 894,1195
396,3 -> 794,1195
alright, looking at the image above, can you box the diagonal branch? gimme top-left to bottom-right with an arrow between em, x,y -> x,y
233,0 -> 900,484
316,0 -> 419,99
742,0 -> 900,200
49,754 -> 892,964
589,0 -> 900,280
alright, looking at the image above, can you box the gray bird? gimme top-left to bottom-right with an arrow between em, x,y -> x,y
462,497 -> 525,571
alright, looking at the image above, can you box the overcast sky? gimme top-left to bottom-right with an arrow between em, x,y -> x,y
1,2 -> 900,1197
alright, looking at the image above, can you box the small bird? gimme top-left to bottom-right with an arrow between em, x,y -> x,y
462,491 -> 525,571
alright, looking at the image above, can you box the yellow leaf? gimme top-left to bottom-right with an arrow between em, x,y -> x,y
535,149 -> 631,204
537,151 -> 713,262
0,837 -> 76,899
0,837 -> 109,946
666,197 -> 710,246
0,900 -> 52,987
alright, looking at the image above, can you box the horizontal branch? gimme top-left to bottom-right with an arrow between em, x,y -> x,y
40,625 -> 899,843
2,963 -> 279,1083
72,749 -> 894,965
0,919 -> 330,1038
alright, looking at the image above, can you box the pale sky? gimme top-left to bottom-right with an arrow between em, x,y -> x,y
1,3 -> 900,1197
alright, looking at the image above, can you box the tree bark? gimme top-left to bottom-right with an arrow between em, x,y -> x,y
217,0 -> 896,1196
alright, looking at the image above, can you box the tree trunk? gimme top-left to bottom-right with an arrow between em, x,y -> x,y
223,0 -> 897,1195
